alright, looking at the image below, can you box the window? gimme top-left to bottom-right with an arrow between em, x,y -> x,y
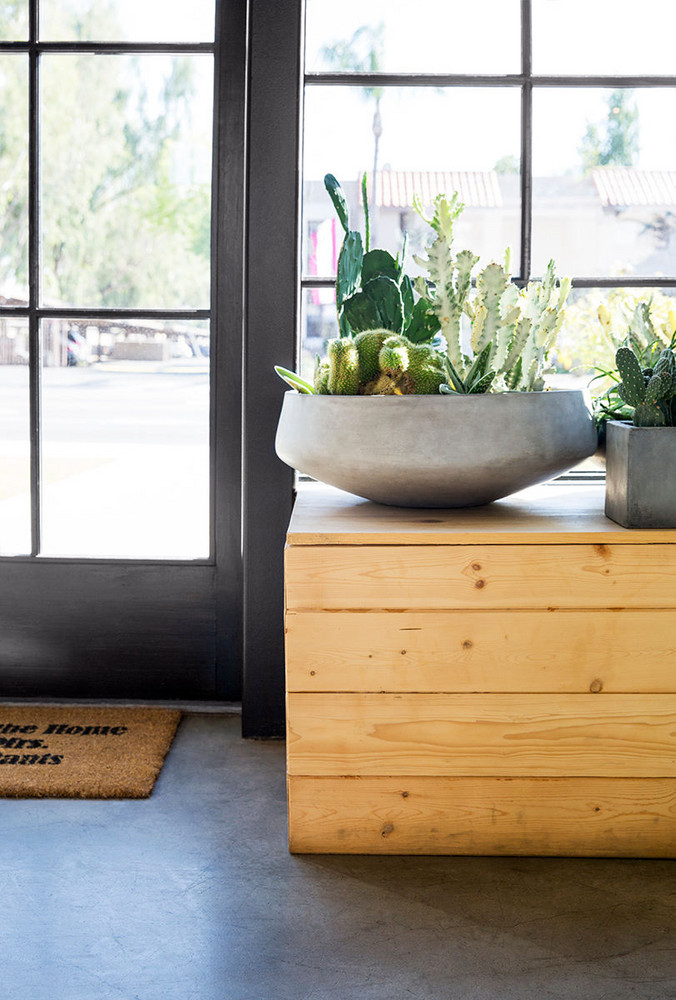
0,0 -> 214,558
301,0 -> 676,396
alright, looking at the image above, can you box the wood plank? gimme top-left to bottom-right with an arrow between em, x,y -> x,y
285,544 -> 676,610
285,610 -> 676,693
288,775 -> 676,856
287,482 -> 676,545
287,693 -> 676,777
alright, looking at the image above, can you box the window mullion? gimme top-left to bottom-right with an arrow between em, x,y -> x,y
28,0 -> 41,556
520,0 -> 532,284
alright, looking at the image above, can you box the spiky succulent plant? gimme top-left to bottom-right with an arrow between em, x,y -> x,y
275,179 -> 570,396
615,345 -> 676,426
413,194 -> 570,393
313,329 -> 446,396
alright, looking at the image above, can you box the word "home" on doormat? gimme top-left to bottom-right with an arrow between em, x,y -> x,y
0,707 -> 181,799
0,720 -> 129,766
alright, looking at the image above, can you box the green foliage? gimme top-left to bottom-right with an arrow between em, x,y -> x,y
586,295 -> 676,431
274,367 -> 315,394
319,24 -> 384,101
493,154 -> 520,175
280,183 -> 569,396
557,287 -> 676,377
612,344 -> 676,426
324,173 -> 436,342
0,3 -> 210,310
580,89 -> 639,173
413,194 -> 570,392
324,173 -> 350,234
439,344 -> 496,395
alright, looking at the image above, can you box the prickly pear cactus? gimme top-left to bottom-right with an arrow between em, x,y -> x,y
615,345 -> 676,426
324,174 -> 433,342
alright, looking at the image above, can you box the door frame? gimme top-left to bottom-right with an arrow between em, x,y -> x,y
0,0 -> 248,706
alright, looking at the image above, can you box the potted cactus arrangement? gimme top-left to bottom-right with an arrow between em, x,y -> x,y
275,174 -> 597,507
604,342 -> 676,527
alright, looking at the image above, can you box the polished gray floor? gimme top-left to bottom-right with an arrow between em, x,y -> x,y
1,713 -> 675,1000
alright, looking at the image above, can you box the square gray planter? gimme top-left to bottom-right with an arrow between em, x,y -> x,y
605,420 -> 676,528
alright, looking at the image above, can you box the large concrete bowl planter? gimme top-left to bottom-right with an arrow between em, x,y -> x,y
605,420 -> 676,528
275,389 -> 597,508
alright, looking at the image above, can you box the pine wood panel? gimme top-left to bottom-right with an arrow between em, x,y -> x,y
285,544 -> 676,610
285,610 -> 676,693
287,693 -> 676,777
287,483 -> 676,545
287,775 -> 676,856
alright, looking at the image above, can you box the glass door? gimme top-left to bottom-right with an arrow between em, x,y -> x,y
0,0 -> 244,701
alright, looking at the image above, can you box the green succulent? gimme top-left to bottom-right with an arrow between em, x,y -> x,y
615,344 -> 676,426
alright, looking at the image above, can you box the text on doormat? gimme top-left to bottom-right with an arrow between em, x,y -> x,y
0,721 -> 129,765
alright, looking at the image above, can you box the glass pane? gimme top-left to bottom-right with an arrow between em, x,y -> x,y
306,0 -> 520,74
0,318 -> 30,555
301,286 -> 338,384
532,88 -> 676,278
557,285 -> 676,385
0,55 -> 28,297
41,54 -> 213,310
303,86 -> 522,276
533,0 -> 676,75
0,1 -> 28,41
40,318 -> 210,559
40,0 -> 214,43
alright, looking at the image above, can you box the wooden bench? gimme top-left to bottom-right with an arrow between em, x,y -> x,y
284,482 -> 676,856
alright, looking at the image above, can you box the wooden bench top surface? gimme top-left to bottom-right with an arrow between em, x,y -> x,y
287,482 -> 676,546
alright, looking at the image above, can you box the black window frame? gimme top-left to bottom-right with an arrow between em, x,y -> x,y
301,0 -> 676,298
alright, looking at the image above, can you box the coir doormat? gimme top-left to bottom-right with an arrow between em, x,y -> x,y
0,706 -> 181,799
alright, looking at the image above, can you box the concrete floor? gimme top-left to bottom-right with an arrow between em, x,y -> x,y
1,713 -> 675,1000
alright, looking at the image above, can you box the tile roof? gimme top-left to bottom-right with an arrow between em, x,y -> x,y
592,168 -> 676,208
369,170 -> 503,209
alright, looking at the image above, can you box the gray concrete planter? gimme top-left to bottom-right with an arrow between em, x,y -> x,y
605,420 -> 676,528
275,390 -> 597,507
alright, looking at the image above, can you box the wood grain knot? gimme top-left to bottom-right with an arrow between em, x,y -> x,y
462,639 -> 473,649
474,579 -> 486,589
381,823 -> 395,837
309,670 -> 316,676
471,563 -> 482,571
400,649 -> 407,655
401,791 -> 409,798
589,679 -> 603,693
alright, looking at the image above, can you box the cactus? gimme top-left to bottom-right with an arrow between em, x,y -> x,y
413,215 -> 477,369
413,194 -> 570,392
615,345 -> 676,426
275,180 -> 569,397
324,174 -> 434,341
312,331 -> 446,396
471,263 -> 510,356
327,337 -> 361,395
314,355 -> 330,394
353,329 -> 388,384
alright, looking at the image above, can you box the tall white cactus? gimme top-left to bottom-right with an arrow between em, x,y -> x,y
415,194 -> 570,391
